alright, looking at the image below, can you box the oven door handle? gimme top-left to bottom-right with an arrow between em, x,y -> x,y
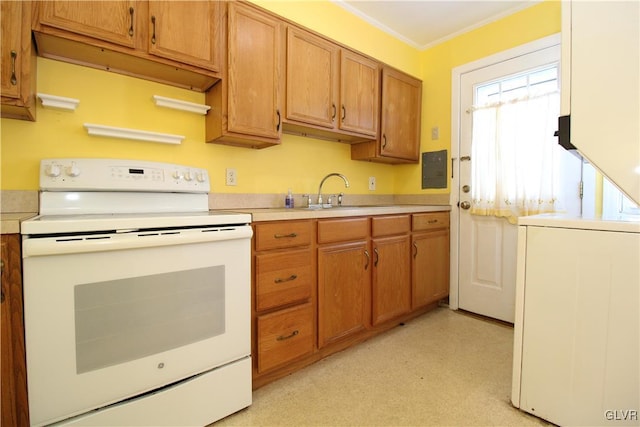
22,226 -> 253,257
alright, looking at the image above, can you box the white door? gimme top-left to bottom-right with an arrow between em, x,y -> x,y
456,41 -> 581,323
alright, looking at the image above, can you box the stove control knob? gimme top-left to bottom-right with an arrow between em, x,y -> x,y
183,171 -> 193,181
172,171 -> 183,180
196,171 -> 207,183
65,163 -> 81,177
45,164 -> 61,177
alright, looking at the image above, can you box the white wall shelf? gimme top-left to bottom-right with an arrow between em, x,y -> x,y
37,93 -> 80,111
152,95 -> 211,115
83,123 -> 185,145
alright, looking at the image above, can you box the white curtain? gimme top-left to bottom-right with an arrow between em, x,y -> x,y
470,91 -> 561,224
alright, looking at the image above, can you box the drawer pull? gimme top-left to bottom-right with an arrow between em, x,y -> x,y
413,242 -> 418,258
274,233 -> 297,239
128,7 -> 134,36
151,16 -> 157,44
364,250 -> 370,270
274,274 -> 297,284
428,219 -> 438,224
277,330 -> 299,341
10,51 -> 17,85
374,247 -> 379,267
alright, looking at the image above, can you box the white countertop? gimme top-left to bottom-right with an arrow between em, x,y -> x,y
232,205 -> 451,222
1,212 -> 38,234
518,213 -> 640,233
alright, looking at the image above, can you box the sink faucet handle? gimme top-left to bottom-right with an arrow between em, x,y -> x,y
327,194 -> 337,205
337,192 -> 344,206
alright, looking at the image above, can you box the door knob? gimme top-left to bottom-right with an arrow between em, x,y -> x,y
460,201 -> 471,210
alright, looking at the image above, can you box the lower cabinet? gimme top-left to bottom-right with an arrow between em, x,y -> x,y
252,211 -> 449,388
371,215 -> 411,325
412,212 -> 450,308
1,234 -> 29,426
252,220 -> 315,379
317,217 -> 370,348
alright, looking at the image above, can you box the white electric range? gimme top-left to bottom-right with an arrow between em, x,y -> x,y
21,158 -> 253,426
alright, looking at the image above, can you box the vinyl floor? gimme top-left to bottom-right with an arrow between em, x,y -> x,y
213,307 -> 552,427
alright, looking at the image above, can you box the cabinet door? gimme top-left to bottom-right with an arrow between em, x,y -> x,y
286,26 -> 338,128
1,235 -> 29,427
379,66 -> 422,161
38,1 -> 137,48
412,229 -> 450,309
226,2 -> 281,140
339,50 -> 379,137
1,1 -> 23,100
1,0 -> 35,121
318,241 -> 370,348
148,0 -> 220,71
372,235 -> 411,325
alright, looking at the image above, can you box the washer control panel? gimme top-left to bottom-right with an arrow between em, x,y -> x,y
40,158 -> 210,193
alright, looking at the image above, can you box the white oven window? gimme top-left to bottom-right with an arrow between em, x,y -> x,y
74,265 -> 226,374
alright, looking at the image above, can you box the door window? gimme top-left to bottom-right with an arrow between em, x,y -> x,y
470,65 -> 563,224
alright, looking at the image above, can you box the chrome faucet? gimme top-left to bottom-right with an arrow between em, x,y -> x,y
317,173 -> 350,206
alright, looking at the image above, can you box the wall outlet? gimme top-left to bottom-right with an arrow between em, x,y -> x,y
225,168 -> 237,186
431,126 -> 439,140
368,176 -> 376,191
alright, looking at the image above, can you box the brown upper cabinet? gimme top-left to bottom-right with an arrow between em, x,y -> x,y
283,25 -> 379,142
147,1 -> 221,71
32,0 -> 222,91
206,1 -> 282,149
37,1 -> 139,48
1,0 -> 36,121
339,50 -> 379,137
351,66 -> 422,164
285,26 -> 338,129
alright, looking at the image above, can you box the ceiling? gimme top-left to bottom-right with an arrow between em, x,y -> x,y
333,0 -> 539,50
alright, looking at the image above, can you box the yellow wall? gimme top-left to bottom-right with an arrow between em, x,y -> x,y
0,1 -> 560,198
395,0 -> 561,194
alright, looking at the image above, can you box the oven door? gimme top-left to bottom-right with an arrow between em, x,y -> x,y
22,225 -> 252,426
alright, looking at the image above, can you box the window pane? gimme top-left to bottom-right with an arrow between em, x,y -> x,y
476,82 -> 500,105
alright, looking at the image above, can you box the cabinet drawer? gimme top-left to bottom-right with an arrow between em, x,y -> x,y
257,303 -> 314,373
371,215 -> 410,237
412,212 -> 450,231
255,220 -> 313,251
317,217 -> 369,244
256,249 -> 313,311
